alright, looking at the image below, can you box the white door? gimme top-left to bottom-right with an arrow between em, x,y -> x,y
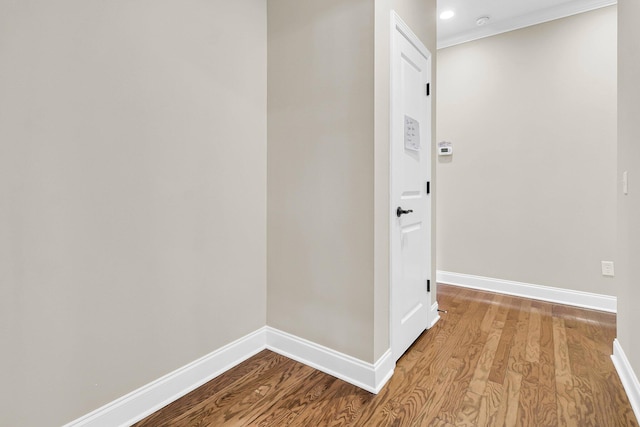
390,13 -> 432,362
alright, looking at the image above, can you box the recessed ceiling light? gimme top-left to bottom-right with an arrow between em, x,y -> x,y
476,16 -> 490,26
439,10 -> 455,20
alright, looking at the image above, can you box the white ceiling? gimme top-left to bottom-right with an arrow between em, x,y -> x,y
437,0 -> 616,49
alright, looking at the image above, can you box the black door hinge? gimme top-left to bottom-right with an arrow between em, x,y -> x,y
427,279 -> 431,292
426,83 -> 430,96
426,181 -> 430,194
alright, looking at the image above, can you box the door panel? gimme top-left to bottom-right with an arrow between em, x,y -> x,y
391,15 -> 432,362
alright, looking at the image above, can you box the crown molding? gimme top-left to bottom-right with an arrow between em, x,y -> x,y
438,0 -> 617,49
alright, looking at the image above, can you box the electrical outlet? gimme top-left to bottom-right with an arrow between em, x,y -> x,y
602,261 -> 615,277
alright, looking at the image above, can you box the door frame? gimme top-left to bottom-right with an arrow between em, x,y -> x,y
389,11 -> 438,362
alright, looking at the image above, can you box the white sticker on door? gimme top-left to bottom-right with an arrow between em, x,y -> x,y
404,115 -> 420,151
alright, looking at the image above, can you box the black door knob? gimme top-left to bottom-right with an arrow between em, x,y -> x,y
396,207 -> 414,217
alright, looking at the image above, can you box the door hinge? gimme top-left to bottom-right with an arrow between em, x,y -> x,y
426,181 -> 430,194
426,83 -> 430,96
427,279 -> 431,293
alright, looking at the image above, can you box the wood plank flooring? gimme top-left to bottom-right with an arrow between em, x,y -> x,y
134,285 -> 638,426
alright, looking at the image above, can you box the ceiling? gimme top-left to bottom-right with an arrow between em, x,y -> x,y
437,0 -> 616,49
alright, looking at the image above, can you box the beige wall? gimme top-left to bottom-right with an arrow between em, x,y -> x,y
267,0 -> 376,362
617,0 -> 640,383
0,1 -> 267,425
436,6 -> 617,295
268,0 -> 436,363
2,0 -> 437,422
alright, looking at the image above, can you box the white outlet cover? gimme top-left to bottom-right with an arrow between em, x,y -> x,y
601,261 -> 615,277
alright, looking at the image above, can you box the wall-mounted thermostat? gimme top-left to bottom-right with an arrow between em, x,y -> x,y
438,141 -> 453,156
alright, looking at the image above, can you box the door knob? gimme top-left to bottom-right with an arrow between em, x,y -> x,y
396,207 -> 414,217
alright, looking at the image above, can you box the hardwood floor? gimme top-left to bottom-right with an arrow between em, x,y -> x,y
134,285 -> 638,426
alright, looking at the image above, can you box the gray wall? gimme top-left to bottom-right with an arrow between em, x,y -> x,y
0,1 -> 267,425
436,6 -> 617,295
617,0 -> 640,388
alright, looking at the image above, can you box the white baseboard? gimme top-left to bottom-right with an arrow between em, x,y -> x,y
265,327 -> 394,394
612,339 -> 640,421
436,271 -> 617,313
63,327 -> 267,427
65,327 -> 395,426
